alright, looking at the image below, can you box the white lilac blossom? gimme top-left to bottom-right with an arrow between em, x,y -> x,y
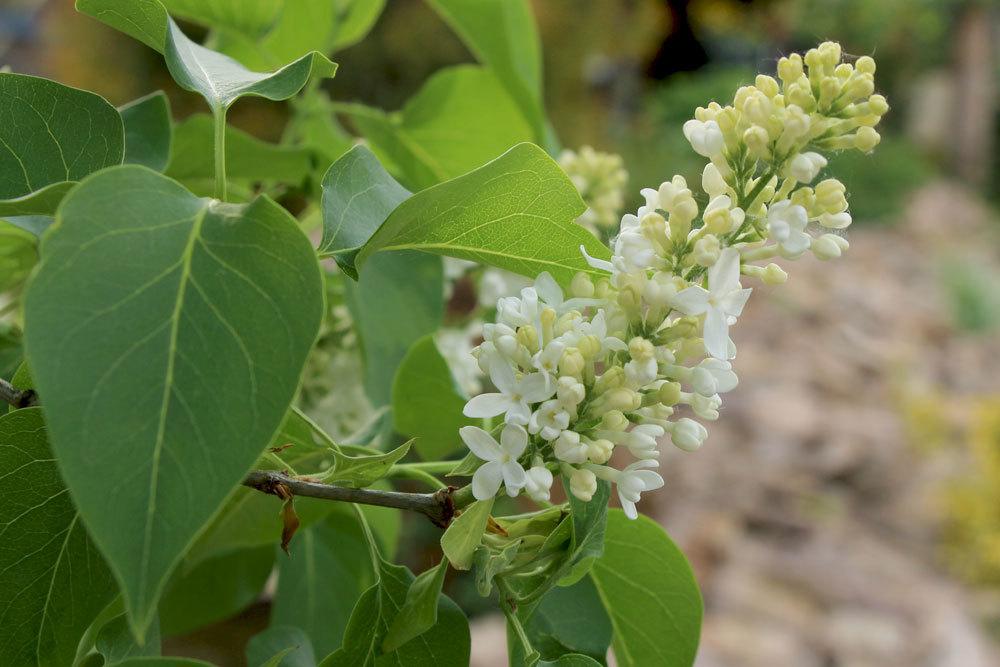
459,42 -> 886,518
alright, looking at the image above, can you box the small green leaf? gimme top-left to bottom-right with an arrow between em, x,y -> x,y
247,625 -> 316,667
381,558 -> 449,652
23,166 -> 323,638
345,250 -> 444,407
318,583 -> 380,667
158,545 -> 275,636
589,510 -> 703,667
323,441 -> 411,488
77,0 -> 335,111
0,408 -> 118,667
356,142 -> 609,286
425,0 -> 545,139
344,65 -> 533,191
446,450 -> 483,478
95,614 -> 162,663
559,478 -> 610,585
391,335 -> 475,460
271,508 -> 376,657
0,72 -> 123,212
165,114 -> 318,197
120,91 -> 173,172
0,221 -> 37,291
319,144 -> 410,277
162,0 -> 283,38
472,540 -> 520,596
441,498 -> 494,570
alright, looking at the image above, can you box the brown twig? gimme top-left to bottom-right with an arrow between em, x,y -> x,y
242,469 -> 464,528
0,378 -> 37,409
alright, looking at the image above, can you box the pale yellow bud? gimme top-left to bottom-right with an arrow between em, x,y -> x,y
845,73 -> 874,100
601,409 -> 629,431
559,348 -> 586,378
819,41 -> 841,68
755,74 -> 780,98
594,366 -> 625,394
628,336 -> 655,360
855,55 -> 876,75
811,233 -> 849,260
815,178 -> 847,212
790,186 -> 815,211
569,467 -> 598,502
570,272 -> 595,298
595,278 -> 613,299
702,163 -> 727,198
854,126 -> 880,152
517,325 -> 539,354
866,94 -> 889,117
658,381 -> 682,406
761,263 -> 788,285
577,334 -> 601,360
604,387 -> 641,412
777,54 -> 804,83
834,63 -> 853,80
743,125 -> 771,159
692,235 -> 721,267
555,311 -> 581,337
586,439 -> 614,465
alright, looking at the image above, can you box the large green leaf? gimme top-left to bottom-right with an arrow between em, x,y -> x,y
522,577 -> 612,663
391,335 -> 474,461
345,65 -> 533,191
271,508 -> 376,657
345,250 -> 443,407
0,408 -> 118,667
23,166 -> 324,638
165,114 -> 318,197
356,142 -> 607,286
77,0 -> 335,112
425,0 -> 545,139
0,73 -> 123,212
162,0 -> 282,38
159,545 -> 275,636
247,625 -> 316,667
589,511 -> 702,667
120,91 -> 173,172
320,557 -> 470,666
381,557 -> 449,652
319,144 -> 409,278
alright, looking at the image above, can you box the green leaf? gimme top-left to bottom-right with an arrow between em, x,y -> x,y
589,511 -> 703,667
247,625 -> 316,667
356,142 -> 608,286
425,0 -> 545,139
3,214 -> 52,238
391,335 -> 474,460
523,577 -> 612,663
120,91 -> 173,172
0,73 -> 123,212
381,558 -> 449,652
319,551 -> 469,666
0,221 -> 37,291
0,408 -> 118,667
113,659 -> 216,666
441,498 -> 494,570
77,0 -> 335,111
332,0 -> 386,50
318,144 -> 409,278
159,545 -> 275,636
162,0 -> 283,38
446,450 -> 483,477
345,250 -> 443,407
0,182 -> 75,217
559,478 -> 610,585
345,65 -> 533,191
324,441 -> 411,488
95,613 -> 162,663
472,540 -> 519,596
539,655 -> 603,667
165,114 -> 318,197
318,583 -> 380,667
271,508 -> 376,657
23,166 -> 323,638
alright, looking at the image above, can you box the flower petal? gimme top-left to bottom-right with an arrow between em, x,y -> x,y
459,425 -> 503,461
501,461 -> 527,496
488,361 -> 516,393
472,461 -> 504,500
620,494 -> 639,520
534,272 -> 563,307
672,286 -> 710,315
709,247 -> 741,293
580,245 -> 614,273
719,287 -> 752,317
634,470 -> 665,491
500,423 -> 528,458
703,307 -> 730,359
519,372 -> 555,402
463,393 -> 510,419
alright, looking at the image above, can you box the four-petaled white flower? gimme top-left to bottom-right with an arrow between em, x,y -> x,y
672,247 -> 752,360
592,460 -> 665,520
528,399 -> 571,441
766,200 -> 811,258
532,340 -> 565,381
461,424 -> 529,500
463,362 -> 554,425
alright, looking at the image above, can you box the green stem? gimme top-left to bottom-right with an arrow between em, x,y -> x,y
352,504 -> 381,575
264,451 -> 298,475
213,106 -> 228,201
499,579 -> 538,664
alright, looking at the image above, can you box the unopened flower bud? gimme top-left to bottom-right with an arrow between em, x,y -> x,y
811,233 -> 849,260
658,381 -> 682,406
671,418 -> 708,452
788,151 -> 827,183
702,163 -> 727,197
554,430 -> 588,464
815,178 -> 847,212
569,467 -> 598,501
819,211 -> 852,229
854,126 -> 880,152
594,366 -> 625,394
516,326 -> 538,354
692,235 -> 721,267
628,336 -> 655,360
601,409 -> 629,431
743,125 -> 771,158
778,54 -> 804,82
761,263 -> 788,285
755,74 -> 780,98
559,347 -> 586,378
586,438 -> 614,464
577,334 -> 601,360
604,387 -> 641,412
571,272 -> 595,298
855,55 -> 876,75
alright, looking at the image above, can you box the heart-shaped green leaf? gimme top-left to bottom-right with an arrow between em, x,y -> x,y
120,91 -> 173,172
0,408 -> 118,667
77,0 -> 335,112
356,142 -> 609,285
0,73 -> 123,214
589,511 -> 703,667
319,144 -> 409,278
23,165 -> 324,638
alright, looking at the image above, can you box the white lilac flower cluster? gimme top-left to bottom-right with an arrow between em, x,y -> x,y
558,146 -> 629,234
459,42 -> 886,519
